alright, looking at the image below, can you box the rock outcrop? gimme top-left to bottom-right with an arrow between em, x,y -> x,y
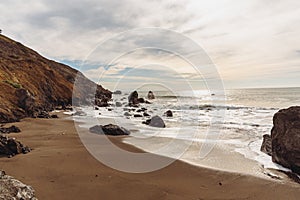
128,91 -> 139,105
143,116 -> 165,128
0,34 -> 111,123
147,91 -> 155,100
128,91 -> 148,106
0,170 -> 37,200
89,124 -> 130,136
0,135 -> 31,157
271,106 -> 300,174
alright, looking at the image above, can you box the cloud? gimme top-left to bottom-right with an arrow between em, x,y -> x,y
0,0 -> 300,89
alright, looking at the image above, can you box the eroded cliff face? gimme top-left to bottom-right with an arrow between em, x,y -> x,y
0,34 -> 111,122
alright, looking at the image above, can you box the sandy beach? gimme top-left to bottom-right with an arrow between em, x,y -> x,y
1,113 -> 299,200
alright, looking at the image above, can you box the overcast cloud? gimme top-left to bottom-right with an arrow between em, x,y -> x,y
1,0 -> 300,89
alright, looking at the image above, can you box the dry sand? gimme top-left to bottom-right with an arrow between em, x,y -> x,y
0,113 -> 299,200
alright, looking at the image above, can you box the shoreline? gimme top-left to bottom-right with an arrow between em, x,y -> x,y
1,113 -> 299,199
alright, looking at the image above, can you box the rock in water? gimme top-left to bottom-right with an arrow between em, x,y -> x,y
147,91 -> 155,100
271,106 -> 300,174
112,90 -> 122,95
138,98 -> 145,103
143,112 -> 150,117
0,170 -> 38,200
260,134 -> 272,156
128,91 -> 139,105
89,124 -> 130,136
164,110 -> 173,117
115,102 -> 122,107
144,116 -> 165,128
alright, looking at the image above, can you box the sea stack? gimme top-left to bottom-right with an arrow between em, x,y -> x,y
270,106 -> 300,174
147,91 -> 155,100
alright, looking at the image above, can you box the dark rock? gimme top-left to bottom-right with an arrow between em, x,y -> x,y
0,135 -> 31,157
0,125 -> 21,134
271,106 -> 300,174
134,114 -> 143,118
73,110 -> 87,116
89,124 -> 130,136
50,114 -> 59,118
164,110 -> 173,117
144,116 -> 165,128
36,111 -> 50,118
138,98 -> 145,103
115,102 -> 122,107
147,91 -> 155,100
113,90 -> 122,95
129,103 -> 139,108
95,107 -> 99,110
136,109 -> 143,112
124,112 -> 131,116
128,91 -> 139,105
143,112 -> 150,117
261,134 -> 272,156
108,108 -> 113,111
95,98 -> 109,107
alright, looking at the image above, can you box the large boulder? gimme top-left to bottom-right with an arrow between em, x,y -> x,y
128,91 -> 139,105
0,135 -> 31,157
0,170 -> 38,200
147,91 -> 155,100
143,116 -> 165,128
271,106 -> 300,174
89,124 -> 130,136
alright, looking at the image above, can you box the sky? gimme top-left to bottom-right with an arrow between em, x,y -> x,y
1,0 -> 300,91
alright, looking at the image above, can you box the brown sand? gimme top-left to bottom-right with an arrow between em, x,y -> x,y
1,114 -> 299,200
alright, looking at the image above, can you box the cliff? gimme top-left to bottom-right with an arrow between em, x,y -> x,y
0,34 -> 111,122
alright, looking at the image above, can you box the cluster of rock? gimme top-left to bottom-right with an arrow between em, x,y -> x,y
0,125 -> 21,134
0,135 -> 30,157
0,170 -> 37,200
90,90 -> 173,135
261,106 -> 300,175
127,91 -> 173,128
128,91 -> 151,107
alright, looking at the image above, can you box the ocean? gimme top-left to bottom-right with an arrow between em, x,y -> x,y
70,87 -> 300,175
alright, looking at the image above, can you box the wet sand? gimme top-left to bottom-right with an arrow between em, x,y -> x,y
0,114 -> 299,200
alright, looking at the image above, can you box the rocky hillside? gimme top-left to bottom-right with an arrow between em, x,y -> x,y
0,34 -> 111,123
